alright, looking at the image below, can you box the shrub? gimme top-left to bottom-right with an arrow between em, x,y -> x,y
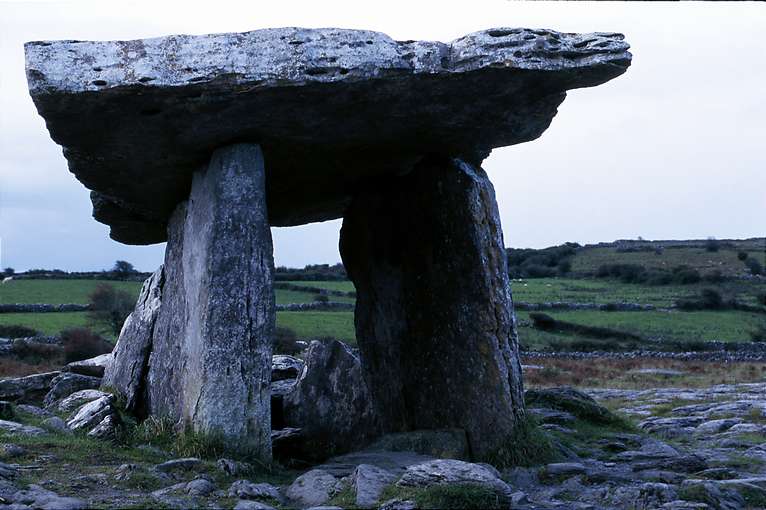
529,313 -> 556,331
88,283 -> 135,336
2,267 -> 14,276
676,288 -> 724,311
703,270 -> 724,283
752,325 -> 766,343
523,264 -> 557,278
758,293 -> 766,307
745,257 -> 763,276
738,251 -> 749,261
11,339 -> 63,362
596,263 -> 646,283
61,327 -> 113,363
645,271 -> 673,285
273,327 -> 303,356
672,265 -> 701,284
0,324 -> 40,339
313,294 -> 330,304
557,259 -> 572,275
705,237 -> 720,252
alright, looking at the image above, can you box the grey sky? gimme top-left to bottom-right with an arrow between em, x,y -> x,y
1,0 -> 764,272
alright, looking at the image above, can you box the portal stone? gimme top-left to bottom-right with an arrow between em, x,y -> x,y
104,144 -> 274,461
339,156 -> 525,462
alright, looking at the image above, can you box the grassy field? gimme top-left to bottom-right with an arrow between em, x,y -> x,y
511,278 -> 764,307
517,309 -> 765,345
0,279 -> 142,304
0,279 -> 342,307
571,243 -> 764,277
285,280 -> 356,292
276,311 -> 355,342
0,311 -> 90,336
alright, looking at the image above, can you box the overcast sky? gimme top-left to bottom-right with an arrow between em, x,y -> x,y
0,1 -> 764,272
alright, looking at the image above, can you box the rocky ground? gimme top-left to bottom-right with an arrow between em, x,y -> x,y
0,359 -> 765,509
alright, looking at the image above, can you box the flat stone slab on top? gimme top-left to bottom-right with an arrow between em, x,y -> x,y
26,27 -> 631,244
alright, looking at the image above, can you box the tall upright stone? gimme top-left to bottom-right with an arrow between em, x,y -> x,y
339,156 -> 525,463
104,144 -> 274,462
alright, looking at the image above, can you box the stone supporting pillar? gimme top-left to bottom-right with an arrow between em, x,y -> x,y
339,156 -> 525,462
104,144 -> 274,462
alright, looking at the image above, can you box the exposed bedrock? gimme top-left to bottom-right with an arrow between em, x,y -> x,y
25,27 -> 631,244
103,144 -> 274,462
339,156 -> 525,463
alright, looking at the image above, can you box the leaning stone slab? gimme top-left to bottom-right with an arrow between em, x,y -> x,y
285,469 -> 340,507
55,389 -> 110,413
351,464 -> 397,508
67,395 -> 114,430
25,27 -> 630,244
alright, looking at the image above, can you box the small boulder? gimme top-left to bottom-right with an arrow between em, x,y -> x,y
694,418 -> 743,435
0,372 -> 61,402
1,444 -> 26,459
228,480 -> 283,502
154,457 -> 203,473
55,389 -> 109,413
67,395 -> 114,430
234,501 -> 277,510
87,414 -> 120,440
217,458 -> 252,476
186,477 -> 216,496
65,352 -> 112,378
542,462 -> 586,480
525,386 -> 618,424
397,459 -> 513,503
40,417 -> 69,433
0,420 -> 46,436
352,464 -> 396,508
15,404 -> 52,418
43,373 -> 102,408
285,469 -> 340,507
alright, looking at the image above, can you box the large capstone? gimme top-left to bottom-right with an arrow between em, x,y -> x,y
104,144 -> 274,461
25,27 -> 631,244
339,156 -> 525,463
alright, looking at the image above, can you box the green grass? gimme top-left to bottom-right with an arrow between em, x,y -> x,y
511,277 -> 766,307
379,483 -> 506,509
276,311 -> 356,342
571,244 -> 764,278
0,311 -> 90,335
0,279 -> 142,304
284,280 -> 356,292
520,309 -> 764,343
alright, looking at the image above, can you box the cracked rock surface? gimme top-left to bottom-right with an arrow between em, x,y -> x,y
25,27 -> 630,244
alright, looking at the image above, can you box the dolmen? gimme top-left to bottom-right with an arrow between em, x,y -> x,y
25,27 -> 631,464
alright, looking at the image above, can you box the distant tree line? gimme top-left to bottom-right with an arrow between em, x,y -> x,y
275,263 -> 347,281
506,243 -> 579,278
5,260 -> 150,281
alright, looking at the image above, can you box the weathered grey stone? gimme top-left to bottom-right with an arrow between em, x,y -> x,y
87,414 -> 120,440
67,395 -> 114,430
272,355 -> 304,382
55,389 -> 109,413
285,469 -> 340,507
43,373 -> 101,408
106,144 -> 274,461
154,458 -> 203,473
25,27 -> 630,244
0,401 -> 14,420
282,340 -> 379,461
1,443 -> 27,459
0,372 -> 60,402
695,418 -> 743,435
367,430 -> 469,460
0,420 -> 45,436
40,416 -> 69,433
66,352 -> 112,377
317,450 -> 436,479
186,478 -> 216,496
15,404 -> 51,418
228,480 -> 283,502
234,501 -> 276,510
542,462 -> 586,479
397,459 -> 513,503
340,157 -> 524,463
526,387 -> 617,424
351,464 -> 396,508
102,267 -> 163,416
